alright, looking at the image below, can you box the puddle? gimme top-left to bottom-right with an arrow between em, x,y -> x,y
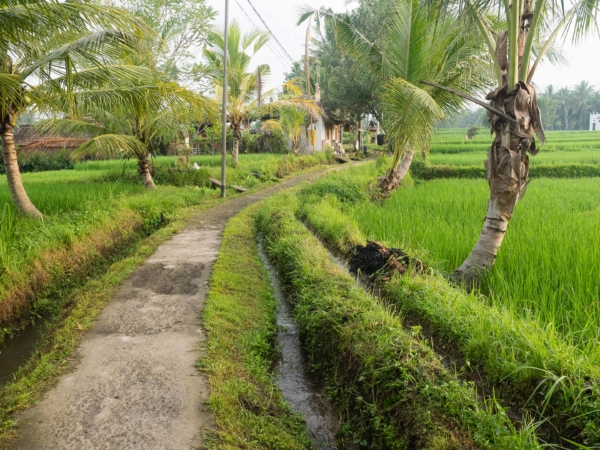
0,326 -> 42,387
258,238 -> 338,450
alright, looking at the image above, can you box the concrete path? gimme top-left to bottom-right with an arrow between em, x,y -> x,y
6,167 -> 344,450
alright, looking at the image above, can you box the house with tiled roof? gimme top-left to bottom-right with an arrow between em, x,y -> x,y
13,125 -> 89,153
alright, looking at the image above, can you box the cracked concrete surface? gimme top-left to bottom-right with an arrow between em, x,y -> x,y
6,166 -> 344,450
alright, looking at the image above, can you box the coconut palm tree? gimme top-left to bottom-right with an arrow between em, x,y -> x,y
427,0 -> 600,281
302,0 -> 489,195
571,80 -> 595,129
44,66 -> 217,189
203,21 -> 322,164
0,0 -> 153,218
202,21 -> 269,166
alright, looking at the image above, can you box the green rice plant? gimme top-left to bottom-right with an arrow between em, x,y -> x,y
256,194 -> 541,449
347,176 -> 600,355
0,204 -> 17,277
294,170 -> 600,446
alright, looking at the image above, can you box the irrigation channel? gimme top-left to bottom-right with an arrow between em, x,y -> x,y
258,239 -> 338,449
0,327 -> 44,387
0,162 -> 364,449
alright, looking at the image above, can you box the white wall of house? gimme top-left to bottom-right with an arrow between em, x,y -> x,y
309,117 -> 345,151
590,113 -> 600,131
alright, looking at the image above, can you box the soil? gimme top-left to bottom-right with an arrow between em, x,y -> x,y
349,241 -> 422,280
4,165 -> 351,450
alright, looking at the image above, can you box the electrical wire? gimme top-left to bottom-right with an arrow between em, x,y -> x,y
244,0 -> 295,64
233,0 -> 291,67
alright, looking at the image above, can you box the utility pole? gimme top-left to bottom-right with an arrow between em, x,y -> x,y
220,0 -> 229,198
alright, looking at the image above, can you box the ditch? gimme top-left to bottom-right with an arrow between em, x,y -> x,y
258,238 -> 338,450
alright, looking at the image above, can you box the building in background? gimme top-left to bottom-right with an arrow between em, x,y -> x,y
590,113 -> 600,131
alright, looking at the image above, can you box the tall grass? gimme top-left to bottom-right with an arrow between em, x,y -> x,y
349,176 -> 600,354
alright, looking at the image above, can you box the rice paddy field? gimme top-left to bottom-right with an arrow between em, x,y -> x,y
0,152 -> 332,326
311,133 -> 600,358
428,128 -> 600,166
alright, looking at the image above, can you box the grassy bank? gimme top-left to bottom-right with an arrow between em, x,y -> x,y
294,165 -> 600,447
201,204 -> 312,449
257,193 -> 539,449
0,154 -> 335,443
0,197 -> 225,441
0,153 -> 334,342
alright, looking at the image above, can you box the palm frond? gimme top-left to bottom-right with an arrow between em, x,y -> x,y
71,134 -> 148,160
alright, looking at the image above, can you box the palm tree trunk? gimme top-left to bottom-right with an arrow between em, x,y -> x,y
138,156 -> 156,189
453,83 -> 539,283
232,135 -> 239,166
377,143 -> 415,197
1,116 -> 43,218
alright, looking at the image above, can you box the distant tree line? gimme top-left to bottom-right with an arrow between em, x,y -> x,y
536,82 -> 600,130
441,81 -> 600,131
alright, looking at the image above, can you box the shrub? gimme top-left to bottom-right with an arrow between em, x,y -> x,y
151,165 -> 211,187
299,178 -> 368,205
466,125 -> 481,139
0,150 -> 75,174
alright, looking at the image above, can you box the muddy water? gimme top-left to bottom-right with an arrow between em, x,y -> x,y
258,240 -> 338,450
0,326 -> 42,386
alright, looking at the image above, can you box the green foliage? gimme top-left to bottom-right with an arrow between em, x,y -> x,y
201,205 -> 313,449
256,195 -> 540,449
296,166 -> 600,446
0,151 -> 74,174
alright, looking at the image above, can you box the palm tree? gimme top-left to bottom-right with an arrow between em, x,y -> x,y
435,0 -> 600,281
302,0 -> 488,195
0,0 -> 152,218
203,21 -> 321,164
555,87 -> 571,130
571,81 -> 595,129
202,21 -> 269,166
44,66 -> 217,189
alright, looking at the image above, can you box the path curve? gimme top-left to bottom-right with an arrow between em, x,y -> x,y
6,165 -> 348,450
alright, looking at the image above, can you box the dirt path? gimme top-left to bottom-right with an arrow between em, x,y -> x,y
6,166 -> 348,450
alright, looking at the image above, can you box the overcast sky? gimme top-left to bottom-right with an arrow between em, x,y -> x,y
210,0 -> 600,93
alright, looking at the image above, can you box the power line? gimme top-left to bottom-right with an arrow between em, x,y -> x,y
233,0 -> 290,68
244,0 -> 295,64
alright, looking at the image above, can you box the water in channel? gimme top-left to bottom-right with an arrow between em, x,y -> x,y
0,325 -> 42,387
257,239 -> 338,450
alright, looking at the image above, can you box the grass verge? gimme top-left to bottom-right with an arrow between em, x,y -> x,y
0,161 -> 334,445
0,198 -> 222,441
295,174 -> 600,448
256,193 -> 540,449
200,204 -> 312,449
